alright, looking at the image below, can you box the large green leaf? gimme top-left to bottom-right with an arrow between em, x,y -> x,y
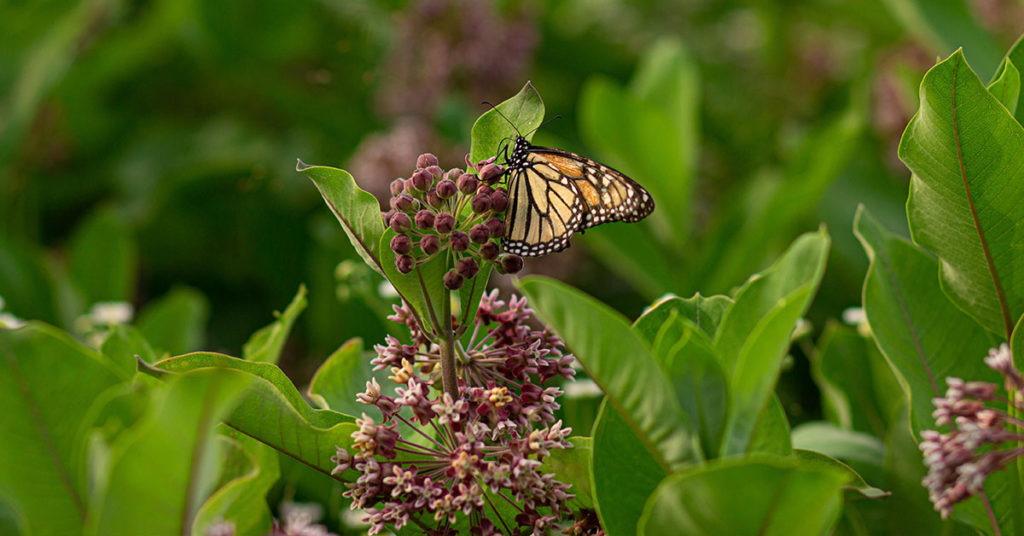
747,394 -> 792,457
634,294 -> 732,341
1003,34 -> 1024,123
136,286 -> 209,356
192,425 -> 279,536
791,422 -> 884,470
99,324 -> 158,374
378,228 -> 448,332
900,49 -> 1024,338
590,400 -> 666,536
987,57 -> 1020,114
714,228 -> 830,455
154,353 -> 356,476
242,285 -> 306,364
298,162 -> 386,277
0,323 -> 125,535
86,368 -> 250,535
519,277 -> 696,470
638,456 -> 848,536
307,338 -> 374,417
67,207 -> 137,305
469,81 -> 544,165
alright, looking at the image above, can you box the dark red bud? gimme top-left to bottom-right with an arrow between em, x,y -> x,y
471,193 -> 492,214
445,168 -> 464,181
435,212 -> 455,234
436,179 -> 457,199
390,234 -> 412,255
396,254 -> 415,274
476,184 -> 494,197
389,212 -> 412,233
500,253 -> 524,274
390,179 -> 406,196
470,224 -> 491,244
381,210 -> 395,224
450,231 -> 469,251
416,153 -> 439,168
420,235 -> 441,255
485,218 -> 505,238
490,189 -> 509,212
457,173 -> 479,195
426,165 -> 443,179
457,257 -> 479,279
426,189 -> 442,208
480,242 -> 500,260
410,169 -> 433,192
414,209 -> 435,230
443,270 -> 464,290
391,193 -> 415,212
479,163 -> 503,183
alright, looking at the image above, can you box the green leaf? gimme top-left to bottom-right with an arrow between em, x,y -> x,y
298,162 -> 386,277
539,436 -> 593,510
136,286 -> 209,356
0,236 -> 60,325
793,450 -> 889,501
590,400 -> 667,536
714,228 -> 830,455
899,49 -> 1024,338
791,422 -> 884,469
456,262 -> 492,336
307,338 -> 374,417
0,323 -> 125,534
987,57 -> 1020,114
242,285 -> 306,364
853,206 -> 999,432
469,81 -> 544,165
635,294 -> 732,340
881,0 -> 1003,78
192,425 -> 278,536
99,324 -> 158,374
638,455 -> 848,536
154,352 -> 356,475
86,368 -> 251,535
747,394 -> 792,457
1004,34 -> 1024,123
519,277 -> 696,470
67,207 -> 137,305
379,228 -> 448,331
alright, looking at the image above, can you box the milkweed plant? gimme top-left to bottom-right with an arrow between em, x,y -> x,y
8,37 -> 1024,536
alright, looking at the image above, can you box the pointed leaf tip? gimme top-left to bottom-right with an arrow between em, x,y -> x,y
296,158 -> 312,172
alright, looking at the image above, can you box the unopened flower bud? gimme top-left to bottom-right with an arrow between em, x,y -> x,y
490,188 -> 509,212
390,234 -> 412,255
480,242 -> 500,260
435,213 -> 455,234
457,257 -> 479,279
389,212 -> 411,233
390,193 -> 414,212
426,188 -> 442,208
470,224 -> 491,244
457,173 -> 479,194
445,168 -> 464,181
479,163 -> 502,183
390,179 -> 406,196
471,193 -> 492,213
500,253 -> 524,274
426,165 -> 443,179
436,179 -> 457,199
395,254 -> 414,274
486,218 -> 505,238
414,209 -> 435,230
416,153 -> 438,168
410,169 -> 433,192
420,235 -> 440,255
451,231 -> 469,251
444,270 -> 464,290
477,184 -> 494,197
381,210 -> 395,224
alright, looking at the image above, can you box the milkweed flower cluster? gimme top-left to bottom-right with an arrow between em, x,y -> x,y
920,343 -> 1024,519
332,291 -> 577,535
384,152 -> 524,290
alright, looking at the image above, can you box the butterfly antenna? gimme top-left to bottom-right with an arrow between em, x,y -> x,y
481,101 -> 522,137
526,114 -> 562,138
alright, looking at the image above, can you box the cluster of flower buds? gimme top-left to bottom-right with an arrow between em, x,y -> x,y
382,153 -> 524,290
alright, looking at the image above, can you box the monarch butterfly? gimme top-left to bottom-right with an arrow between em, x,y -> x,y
497,134 -> 655,257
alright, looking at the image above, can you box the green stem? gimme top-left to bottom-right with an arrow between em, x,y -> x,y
439,288 -> 458,400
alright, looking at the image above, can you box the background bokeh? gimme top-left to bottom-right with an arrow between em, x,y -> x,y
2,0 -> 1022,423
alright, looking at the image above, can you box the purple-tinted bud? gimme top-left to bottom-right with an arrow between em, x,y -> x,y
390,234 -> 412,255
410,169 -> 432,192
445,168 -> 464,181
390,193 -> 415,212
426,189 -> 442,208
381,210 -> 395,224
479,163 -> 502,183
499,253 -> 524,274
435,213 -> 455,234
436,179 -> 457,199
420,234 -> 440,255
389,212 -> 411,233
426,165 -> 443,179
390,179 -> 406,196
396,255 -> 414,274
457,173 -> 479,194
485,218 -> 505,238
443,270 -> 464,290
450,231 -> 469,251
416,153 -> 438,169
470,224 -> 491,244
471,193 -> 492,214
477,184 -> 494,197
457,257 -> 479,279
490,188 -> 509,213
480,241 -> 500,260
414,209 -> 435,230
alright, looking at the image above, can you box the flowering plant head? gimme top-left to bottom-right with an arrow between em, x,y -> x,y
331,290 -> 579,535
920,343 -> 1024,519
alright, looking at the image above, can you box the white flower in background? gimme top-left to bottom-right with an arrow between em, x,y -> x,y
564,378 -> 602,399
377,281 -> 399,299
88,301 -> 134,326
0,312 -> 26,330
842,306 -> 872,337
